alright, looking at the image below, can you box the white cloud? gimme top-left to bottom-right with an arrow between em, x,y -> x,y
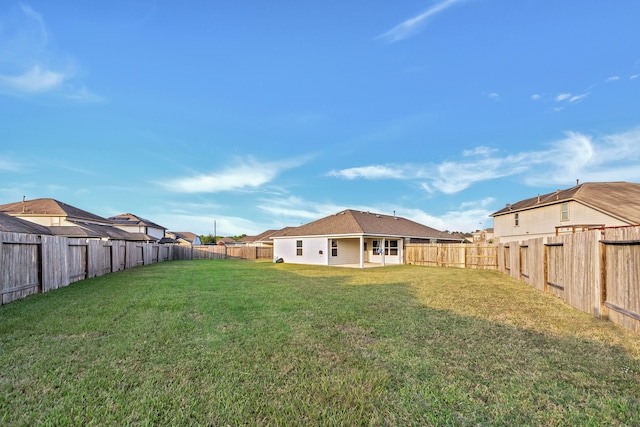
328,127 -> 640,195
486,92 -> 499,100
327,164 -> 403,180
531,94 -> 542,101
0,65 -> 66,92
568,93 -> 589,103
631,75 -> 639,80
376,0 -> 465,43
0,4 -> 97,100
552,91 -> 589,108
0,156 -> 24,172
606,76 -> 620,82
161,157 -> 306,193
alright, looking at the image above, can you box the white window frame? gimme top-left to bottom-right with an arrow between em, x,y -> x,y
561,203 -> 569,221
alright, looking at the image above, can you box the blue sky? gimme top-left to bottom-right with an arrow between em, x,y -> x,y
1,1 -> 640,236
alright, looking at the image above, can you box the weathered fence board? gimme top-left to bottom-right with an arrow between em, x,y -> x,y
498,226 -> 640,335
68,239 -> 88,284
41,235 -> 69,292
404,244 -> 497,269
601,227 -> 640,333
1,232 -> 41,305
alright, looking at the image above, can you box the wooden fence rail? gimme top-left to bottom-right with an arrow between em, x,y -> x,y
3,229 -> 638,335
497,226 -> 640,335
0,232 -> 273,307
405,243 -> 497,269
404,233 -> 640,335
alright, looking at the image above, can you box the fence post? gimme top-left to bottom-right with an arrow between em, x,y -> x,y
543,243 -> 549,294
0,233 -> 3,306
598,240 -> 609,320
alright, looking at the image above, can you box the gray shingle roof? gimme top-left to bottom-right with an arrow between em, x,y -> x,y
274,210 -> 456,240
109,213 -> 167,230
0,212 -> 51,234
490,182 -> 640,224
0,198 -> 110,224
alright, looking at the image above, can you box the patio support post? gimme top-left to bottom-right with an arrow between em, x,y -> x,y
359,236 -> 364,268
381,237 -> 386,267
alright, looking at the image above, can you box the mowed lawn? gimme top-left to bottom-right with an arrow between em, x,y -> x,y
1,260 -> 639,426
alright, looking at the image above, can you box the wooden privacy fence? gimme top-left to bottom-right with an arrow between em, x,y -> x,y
171,245 -> 274,261
499,226 -> 640,334
0,232 -> 173,306
404,243 -> 498,269
1,232 -> 275,306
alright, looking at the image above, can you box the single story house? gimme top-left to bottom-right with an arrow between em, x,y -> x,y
272,209 -> 462,268
490,181 -> 640,242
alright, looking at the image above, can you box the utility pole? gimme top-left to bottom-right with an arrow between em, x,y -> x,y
214,220 -> 217,244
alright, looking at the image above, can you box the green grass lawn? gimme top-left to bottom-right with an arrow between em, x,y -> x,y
1,260 -> 639,426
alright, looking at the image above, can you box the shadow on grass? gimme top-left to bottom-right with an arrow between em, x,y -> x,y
0,259 -> 639,426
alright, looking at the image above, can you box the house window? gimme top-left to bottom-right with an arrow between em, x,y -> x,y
514,213 -> 519,227
296,240 -> 303,256
331,239 -> 338,257
386,240 -> 399,256
561,203 -> 569,221
372,240 -> 399,255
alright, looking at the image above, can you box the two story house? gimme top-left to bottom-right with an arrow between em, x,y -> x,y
490,181 -> 640,243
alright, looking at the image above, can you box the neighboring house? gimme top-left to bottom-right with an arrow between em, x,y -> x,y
490,181 -> 640,243
272,209 -> 462,268
0,198 -> 114,228
472,228 -> 494,244
239,229 -> 288,247
0,198 -> 156,241
166,231 -> 202,246
216,237 -> 238,246
109,213 -> 167,241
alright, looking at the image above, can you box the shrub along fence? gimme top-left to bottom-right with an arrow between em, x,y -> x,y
0,232 -> 273,306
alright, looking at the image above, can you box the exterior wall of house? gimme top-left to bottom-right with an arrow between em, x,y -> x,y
11,215 -> 108,228
114,224 -> 164,239
146,227 -> 165,240
494,201 -> 629,242
327,238 -> 362,266
274,237 -> 328,265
